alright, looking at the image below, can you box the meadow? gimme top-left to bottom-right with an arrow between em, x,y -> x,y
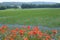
0,8 -> 60,27
0,8 -> 60,40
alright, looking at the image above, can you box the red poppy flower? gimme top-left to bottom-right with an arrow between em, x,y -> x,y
19,29 -> 25,36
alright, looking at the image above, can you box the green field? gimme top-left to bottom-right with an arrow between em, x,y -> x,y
0,8 -> 60,27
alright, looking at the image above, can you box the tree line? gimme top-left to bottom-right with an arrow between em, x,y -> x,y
0,3 -> 60,10
21,3 -> 60,8
0,5 -> 18,10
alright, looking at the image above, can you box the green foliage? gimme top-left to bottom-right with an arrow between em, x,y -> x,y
21,3 -> 60,8
0,6 -> 6,10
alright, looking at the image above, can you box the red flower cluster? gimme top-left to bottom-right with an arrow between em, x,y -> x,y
0,25 -> 59,40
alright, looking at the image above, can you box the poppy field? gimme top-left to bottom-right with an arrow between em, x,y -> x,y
0,25 -> 60,40
0,8 -> 60,40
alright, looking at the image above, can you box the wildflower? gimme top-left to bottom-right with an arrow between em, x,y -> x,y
22,25 -> 26,28
27,26 -> 30,30
1,25 -> 7,29
1,29 -> 5,34
45,34 -> 51,40
0,28 -> 2,31
32,27 -> 39,35
15,28 -> 19,31
37,31 -> 43,38
33,26 -> 39,31
46,35 -> 51,39
13,33 -> 17,38
11,30 -> 17,34
45,38 -> 49,40
10,38 -> 14,40
28,31 -> 33,36
24,37 -> 28,40
19,29 -> 25,36
52,30 -> 57,34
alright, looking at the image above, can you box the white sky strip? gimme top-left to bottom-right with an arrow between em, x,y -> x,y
0,0 -> 60,3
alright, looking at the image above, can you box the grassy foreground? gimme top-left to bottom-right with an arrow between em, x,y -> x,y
0,8 -> 60,27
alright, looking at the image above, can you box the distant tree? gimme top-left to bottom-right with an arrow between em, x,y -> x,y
21,3 -> 60,8
0,6 -> 6,10
6,5 -> 18,9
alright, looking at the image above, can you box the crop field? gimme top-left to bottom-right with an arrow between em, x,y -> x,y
0,8 -> 60,27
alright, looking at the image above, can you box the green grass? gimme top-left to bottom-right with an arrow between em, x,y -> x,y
0,8 -> 60,27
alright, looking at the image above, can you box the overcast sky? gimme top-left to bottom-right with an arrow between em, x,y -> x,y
0,0 -> 60,3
